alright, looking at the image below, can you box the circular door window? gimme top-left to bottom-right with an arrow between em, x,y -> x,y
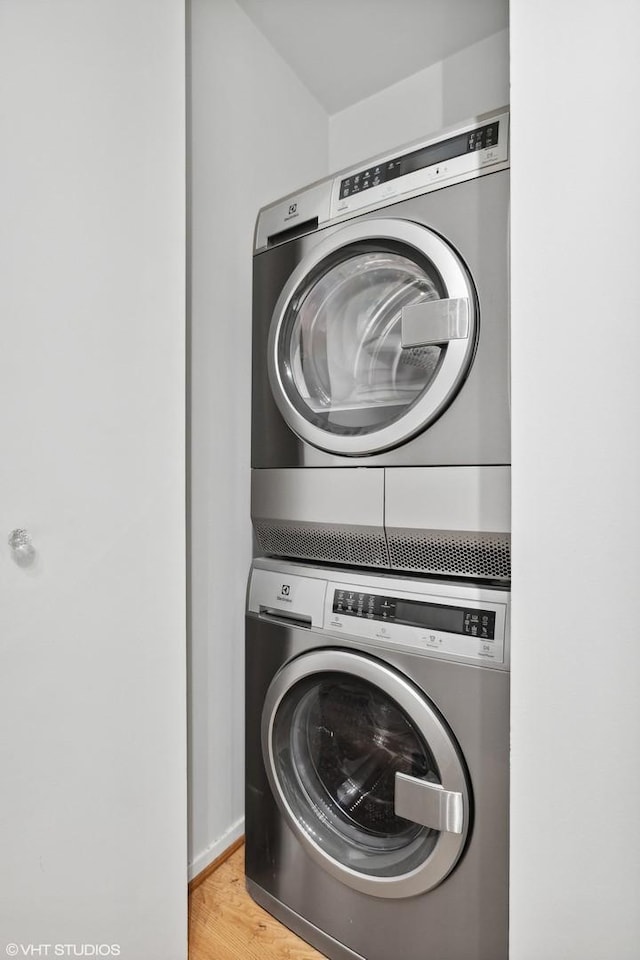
267,219 -> 477,456
262,650 -> 470,899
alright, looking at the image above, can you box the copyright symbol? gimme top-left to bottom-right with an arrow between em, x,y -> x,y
6,946 -> 18,957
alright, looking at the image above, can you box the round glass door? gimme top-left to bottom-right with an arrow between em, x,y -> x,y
267,219 -> 477,456
262,650 -> 470,899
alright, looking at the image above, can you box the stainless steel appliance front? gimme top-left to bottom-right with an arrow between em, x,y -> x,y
251,109 -> 511,580
246,558 -> 510,960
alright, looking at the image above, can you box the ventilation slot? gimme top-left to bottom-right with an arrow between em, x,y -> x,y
254,519 -> 390,569
387,529 -> 511,581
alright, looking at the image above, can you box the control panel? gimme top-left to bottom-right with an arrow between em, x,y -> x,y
254,108 -> 509,252
326,581 -> 507,667
247,561 -> 509,670
338,122 -> 500,201
331,110 -> 508,220
332,590 -> 496,639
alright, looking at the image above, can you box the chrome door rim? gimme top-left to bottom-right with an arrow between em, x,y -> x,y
261,649 -> 470,899
267,219 -> 477,457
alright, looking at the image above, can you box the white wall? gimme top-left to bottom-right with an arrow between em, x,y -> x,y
510,3 -> 640,958
188,0 -> 328,878
329,28 -> 509,171
0,1 -> 187,957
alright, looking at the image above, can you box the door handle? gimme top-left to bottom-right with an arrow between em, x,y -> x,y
258,606 -> 312,628
400,298 -> 469,348
8,528 -> 36,567
394,771 -> 464,834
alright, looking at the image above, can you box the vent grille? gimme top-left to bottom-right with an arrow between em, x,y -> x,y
254,520 -> 510,581
387,528 -> 511,580
254,519 -> 390,568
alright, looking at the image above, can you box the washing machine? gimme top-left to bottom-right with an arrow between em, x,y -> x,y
251,108 -> 511,582
245,557 -> 510,960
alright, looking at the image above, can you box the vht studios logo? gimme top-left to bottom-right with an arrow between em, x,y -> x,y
4,948 -> 120,958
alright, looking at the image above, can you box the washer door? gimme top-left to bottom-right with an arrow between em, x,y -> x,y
262,650 -> 470,899
267,218 -> 477,456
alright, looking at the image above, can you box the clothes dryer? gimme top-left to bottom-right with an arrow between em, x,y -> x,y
245,557 -> 510,960
252,109 -> 510,581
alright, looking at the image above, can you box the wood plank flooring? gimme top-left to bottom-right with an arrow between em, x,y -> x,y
189,844 -> 325,959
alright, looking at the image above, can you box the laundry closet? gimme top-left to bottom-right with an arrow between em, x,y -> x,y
190,3 -> 640,959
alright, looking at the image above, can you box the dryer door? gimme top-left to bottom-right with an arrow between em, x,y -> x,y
262,649 -> 470,899
267,218 -> 477,456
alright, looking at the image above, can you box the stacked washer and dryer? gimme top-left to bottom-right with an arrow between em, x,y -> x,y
245,108 -> 511,960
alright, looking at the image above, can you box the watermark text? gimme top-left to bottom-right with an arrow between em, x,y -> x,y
6,946 -> 121,957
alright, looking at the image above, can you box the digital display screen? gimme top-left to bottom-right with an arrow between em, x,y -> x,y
339,121 -> 500,200
399,131 -> 475,177
394,600 -> 464,634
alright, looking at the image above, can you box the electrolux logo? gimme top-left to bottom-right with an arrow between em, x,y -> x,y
284,201 -> 299,223
277,583 -> 292,603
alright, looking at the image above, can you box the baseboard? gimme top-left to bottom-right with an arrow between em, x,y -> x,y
188,816 -> 245,887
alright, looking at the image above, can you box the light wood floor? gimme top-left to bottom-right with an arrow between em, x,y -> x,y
189,843 -> 325,959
